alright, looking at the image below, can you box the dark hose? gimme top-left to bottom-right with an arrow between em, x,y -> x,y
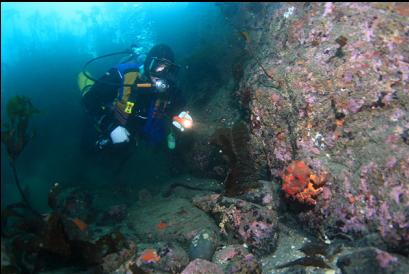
82,50 -> 139,87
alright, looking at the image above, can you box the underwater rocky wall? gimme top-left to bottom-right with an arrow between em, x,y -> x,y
229,2 -> 408,253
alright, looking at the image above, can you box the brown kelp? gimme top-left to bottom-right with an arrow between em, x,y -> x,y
1,95 -> 40,215
210,122 -> 257,196
1,183 -> 133,273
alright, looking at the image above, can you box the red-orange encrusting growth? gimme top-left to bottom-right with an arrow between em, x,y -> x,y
140,249 -> 161,263
156,220 -> 168,230
72,218 -> 88,231
281,160 -> 327,205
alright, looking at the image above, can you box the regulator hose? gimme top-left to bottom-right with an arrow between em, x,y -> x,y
82,50 -> 141,87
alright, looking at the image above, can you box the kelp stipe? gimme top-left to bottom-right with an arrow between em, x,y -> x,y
1,95 -> 40,216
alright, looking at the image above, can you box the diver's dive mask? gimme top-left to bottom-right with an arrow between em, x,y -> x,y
148,57 -> 179,78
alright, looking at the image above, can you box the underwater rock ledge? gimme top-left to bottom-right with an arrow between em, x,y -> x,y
228,1 -> 409,255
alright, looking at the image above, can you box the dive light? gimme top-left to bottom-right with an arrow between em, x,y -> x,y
173,111 -> 193,132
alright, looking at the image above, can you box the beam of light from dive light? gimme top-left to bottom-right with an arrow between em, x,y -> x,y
182,119 -> 193,129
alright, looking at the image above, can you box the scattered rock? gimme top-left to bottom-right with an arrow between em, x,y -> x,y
135,242 -> 189,274
238,180 -> 280,209
212,244 -> 261,274
193,194 -> 279,256
100,241 -> 137,273
181,259 -> 224,274
188,228 -> 219,261
336,247 -> 409,274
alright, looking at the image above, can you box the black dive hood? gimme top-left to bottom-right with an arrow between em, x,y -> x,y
82,46 -> 180,88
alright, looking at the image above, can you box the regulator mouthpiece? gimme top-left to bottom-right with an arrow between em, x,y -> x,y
154,79 -> 169,92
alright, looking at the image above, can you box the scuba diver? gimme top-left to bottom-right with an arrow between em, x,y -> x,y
80,44 -> 192,154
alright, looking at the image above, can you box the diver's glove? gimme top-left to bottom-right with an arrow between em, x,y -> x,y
172,111 -> 193,132
110,126 -> 130,144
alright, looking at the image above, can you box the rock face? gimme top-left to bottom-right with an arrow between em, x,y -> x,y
193,194 -> 279,256
228,2 -> 409,253
336,247 -> 409,274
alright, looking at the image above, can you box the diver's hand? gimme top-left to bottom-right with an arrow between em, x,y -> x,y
110,126 -> 130,144
96,137 -> 111,151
